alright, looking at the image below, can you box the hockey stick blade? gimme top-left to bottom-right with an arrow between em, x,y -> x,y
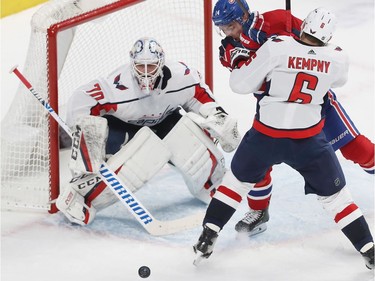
147,212 -> 204,236
11,66 -> 204,236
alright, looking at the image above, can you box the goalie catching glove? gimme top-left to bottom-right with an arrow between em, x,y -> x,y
188,102 -> 241,153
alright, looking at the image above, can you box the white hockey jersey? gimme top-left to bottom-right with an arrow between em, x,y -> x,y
66,61 -> 216,127
230,35 -> 349,139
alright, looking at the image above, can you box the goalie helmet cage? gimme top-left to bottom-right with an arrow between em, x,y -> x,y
1,0 -> 213,213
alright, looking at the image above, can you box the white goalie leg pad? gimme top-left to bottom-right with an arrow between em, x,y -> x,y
107,126 -> 171,193
57,127 -> 171,225
164,115 -> 226,204
69,115 -> 108,174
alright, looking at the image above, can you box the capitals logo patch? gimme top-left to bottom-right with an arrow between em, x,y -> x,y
113,74 -> 128,90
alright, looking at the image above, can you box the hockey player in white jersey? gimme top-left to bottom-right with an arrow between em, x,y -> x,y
56,37 -> 240,226
212,0 -> 374,238
193,8 -> 374,270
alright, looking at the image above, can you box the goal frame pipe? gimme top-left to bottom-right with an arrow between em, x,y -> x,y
47,0 -> 144,213
46,0 -> 213,213
203,0 -> 213,90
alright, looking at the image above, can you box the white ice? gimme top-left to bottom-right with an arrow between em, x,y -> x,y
1,0 -> 374,281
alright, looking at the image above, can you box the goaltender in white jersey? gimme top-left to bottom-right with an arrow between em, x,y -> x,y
56,37 -> 241,226
67,60 -> 215,128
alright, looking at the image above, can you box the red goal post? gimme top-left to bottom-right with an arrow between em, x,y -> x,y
1,0 -> 213,213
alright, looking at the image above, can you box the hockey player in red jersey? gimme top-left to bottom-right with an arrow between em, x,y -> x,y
193,8 -> 374,270
55,37 -> 240,226
211,0 -> 375,237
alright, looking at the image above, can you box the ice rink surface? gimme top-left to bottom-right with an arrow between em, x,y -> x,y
1,0 -> 374,280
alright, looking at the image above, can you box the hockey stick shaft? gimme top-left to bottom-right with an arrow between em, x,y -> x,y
285,0 -> 292,33
11,66 -> 203,236
11,67 -> 72,135
285,0 -> 291,11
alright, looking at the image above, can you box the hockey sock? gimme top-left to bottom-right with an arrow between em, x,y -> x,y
247,168 -> 273,210
203,197 -> 236,229
335,204 -> 374,251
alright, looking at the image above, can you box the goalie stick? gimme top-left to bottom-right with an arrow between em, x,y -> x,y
285,0 -> 291,11
10,66 -> 204,236
285,0 -> 291,34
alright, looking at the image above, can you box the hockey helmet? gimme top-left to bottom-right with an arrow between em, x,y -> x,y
301,8 -> 337,44
129,37 -> 165,94
212,0 -> 250,26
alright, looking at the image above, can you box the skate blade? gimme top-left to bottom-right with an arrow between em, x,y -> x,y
193,253 -> 204,266
236,223 -> 267,238
248,223 -> 267,237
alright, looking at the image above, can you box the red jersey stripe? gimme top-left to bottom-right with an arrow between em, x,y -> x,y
252,118 -> 325,139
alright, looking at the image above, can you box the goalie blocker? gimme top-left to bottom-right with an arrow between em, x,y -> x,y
56,114 -> 227,225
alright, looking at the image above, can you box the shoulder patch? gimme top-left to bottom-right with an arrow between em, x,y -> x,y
113,74 -> 128,90
270,35 -> 283,42
178,61 -> 190,75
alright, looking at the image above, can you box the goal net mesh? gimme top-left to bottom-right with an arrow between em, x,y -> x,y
1,0 -> 211,211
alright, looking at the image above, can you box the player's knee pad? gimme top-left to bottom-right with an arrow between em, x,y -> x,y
107,126 -> 171,192
340,135 -> 375,174
163,115 -> 226,204
317,186 -> 353,215
214,170 -> 254,209
317,187 -> 363,229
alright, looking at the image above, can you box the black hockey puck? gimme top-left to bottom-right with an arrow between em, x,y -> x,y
138,266 -> 151,278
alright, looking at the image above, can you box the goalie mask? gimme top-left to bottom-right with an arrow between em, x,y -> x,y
130,37 -> 165,94
301,8 -> 337,45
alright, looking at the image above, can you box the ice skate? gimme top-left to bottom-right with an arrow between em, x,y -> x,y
235,207 -> 270,236
360,243 -> 374,270
193,223 -> 220,265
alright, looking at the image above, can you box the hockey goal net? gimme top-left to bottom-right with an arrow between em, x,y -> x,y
1,0 -> 213,213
